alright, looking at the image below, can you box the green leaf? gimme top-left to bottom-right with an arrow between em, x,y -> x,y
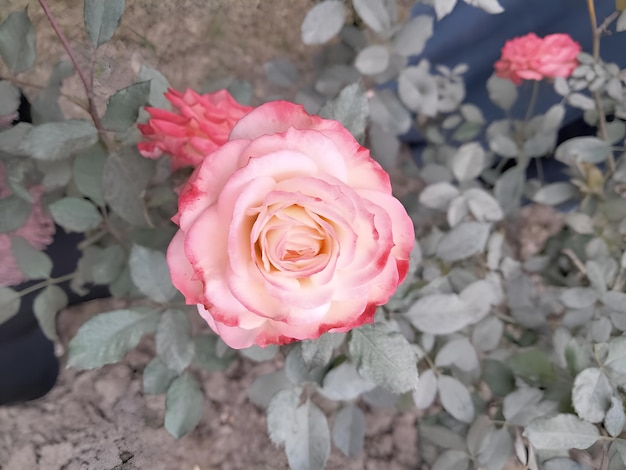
438,375 -> 475,423
412,368 -> 438,409
143,357 -> 178,395
164,373 -> 203,439
605,396 -> 625,438
353,0 -> 391,33
431,449 -> 470,470
572,368 -> 612,423
129,244 -> 177,303
503,388 -> 556,426
560,287 -> 598,309
18,120 -> 98,161
33,285 -> 67,341
240,344 -> 279,362
319,83 -> 369,143
264,59 -> 298,88
435,338 -> 479,372
355,45 -> 390,76
102,81 -> 150,132
482,359 -> 515,397
0,80 -> 20,116
37,159 -> 73,190
156,309 -> 194,374
419,424 -> 466,451
300,332 -> 343,368
285,400 -> 331,470
348,323 -> 419,394
419,182 -> 460,210
436,221 -> 491,262
332,404 -> 365,458
194,335 -> 233,372
0,195 -> 31,233
319,361 -> 376,401
31,60 -> 75,124
267,387 -> 301,446
524,414 -> 600,450
434,0 -> 458,19
73,143 -> 107,206
508,349 -> 556,385
138,64 -> 171,109
301,0 -> 345,45
0,287 -> 20,325
102,146 -> 154,226
393,15 -> 433,57
532,182 -> 578,206
91,244 -> 125,285
604,337 -> 626,374
486,74 -> 517,111
11,236 -> 53,280
48,197 -> 102,233
466,0 -> 504,14
555,137 -> 612,165
0,122 -> 31,155
67,309 -> 159,369
398,65 -> 438,116
248,370 -> 292,409
450,142 -> 486,181
369,89 -> 411,134
464,188 -> 503,222
83,0 -> 125,47
406,293 -> 476,335
0,9 -> 35,74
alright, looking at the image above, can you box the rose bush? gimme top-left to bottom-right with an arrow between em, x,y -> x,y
494,32 -> 581,85
137,88 -> 253,169
166,101 -> 415,349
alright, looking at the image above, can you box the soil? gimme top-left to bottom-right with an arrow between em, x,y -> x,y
0,1 -> 423,469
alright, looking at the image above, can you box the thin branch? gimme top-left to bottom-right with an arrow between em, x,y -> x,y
38,0 -> 111,149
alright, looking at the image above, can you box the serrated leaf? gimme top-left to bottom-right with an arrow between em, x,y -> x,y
482,359 -> 515,397
318,83 -> 368,143
84,0 -> 125,47
267,388 -> 301,446
240,344 -> 279,362
353,0 -> 391,33
31,60 -> 74,124
450,142 -> 486,181
532,182 -> 577,206
164,373 -> 203,438
487,74 -> 517,110
355,45 -> 389,76
555,137 -> 612,165
471,316 -> 503,352
319,361 -> 376,401
438,375 -> 475,423
0,287 -> 20,325
67,309 -> 159,369
285,400 -> 331,470
476,428 -> 513,470
156,309 -> 194,374
571,367 -> 612,423
194,335 -> 233,372
465,188 -> 503,222
11,236 -> 53,280
0,9 -> 36,74
129,244 -> 177,303
138,64 -> 171,109
419,182 -> 460,210
412,368 -> 438,409
73,143 -> 107,206
102,146 -> 154,226
48,197 -> 102,232
0,195 -> 31,233
407,293 -> 476,335
18,120 -> 98,161
332,404 -> 365,458
91,244 -> 125,285
524,414 -> 600,450
605,396 -> 625,438
349,323 -> 419,393
432,449 -> 470,470
393,15 -> 433,57
301,1 -> 345,45
143,357 -> 178,395
301,332 -> 342,368
248,370 -> 292,409
436,221 -> 490,262
420,424 -> 466,450
435,338 -> 479,371
38,159 -> 73,190
102,81 -> 150,131
508,349 -> 556,385
503,388 -> 544,426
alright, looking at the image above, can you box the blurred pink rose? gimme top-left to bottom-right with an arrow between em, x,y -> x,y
494,33 -> 581,85
137,88 -> 253,170
0,163 -> 55,287
167,101 -> 414,349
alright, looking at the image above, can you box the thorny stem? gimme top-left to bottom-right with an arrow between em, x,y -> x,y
38,0 -> 112,149
585,0 -> 614,172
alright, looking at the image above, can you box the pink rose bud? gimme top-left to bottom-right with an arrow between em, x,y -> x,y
494,33 -> 581,85
0,163 -> 55,287
137,88 -> 253,170
166,101 -> 415,349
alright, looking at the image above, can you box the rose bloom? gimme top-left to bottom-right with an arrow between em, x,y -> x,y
167,101 -> 415,349
137,88 -> 253,169
494,33 -> 581,85
0,163 -> 55,287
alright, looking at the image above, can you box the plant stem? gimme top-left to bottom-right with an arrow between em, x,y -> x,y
524,81 -> 540,123
38,0 -> 111,149
16,272 -> 75,298
585,0 -> 614,172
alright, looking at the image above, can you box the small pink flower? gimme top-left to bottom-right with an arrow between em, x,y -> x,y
494,33 -> 581,85
137,88 -> 253,170
166,100 -> 415,349
0,163 -> 55,287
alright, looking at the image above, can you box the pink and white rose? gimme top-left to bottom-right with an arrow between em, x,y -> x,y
166,101 -> 414,349
137,88 -> 253,170
494,33 -> 581,85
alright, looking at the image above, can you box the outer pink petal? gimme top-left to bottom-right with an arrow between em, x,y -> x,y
166,230 -> 204,304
